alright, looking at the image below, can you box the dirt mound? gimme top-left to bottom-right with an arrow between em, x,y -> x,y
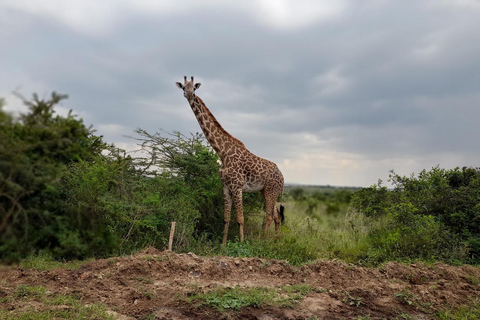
1,248 -> 479,319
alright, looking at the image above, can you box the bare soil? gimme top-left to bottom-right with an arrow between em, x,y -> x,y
1,248 -> 479,319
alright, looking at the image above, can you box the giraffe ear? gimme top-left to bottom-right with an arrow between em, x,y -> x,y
176,82 -> 184,89
194,83 -> 201,90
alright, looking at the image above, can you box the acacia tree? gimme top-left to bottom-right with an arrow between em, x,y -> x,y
134,129 -> 264,241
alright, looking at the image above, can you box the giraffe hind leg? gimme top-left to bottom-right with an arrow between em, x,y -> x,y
231,188 -> 244,242
263,192 -> 276,235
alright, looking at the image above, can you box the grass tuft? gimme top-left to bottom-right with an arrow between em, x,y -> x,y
1,285 -> 114,320
184,284 -> 314,311
19,252 -> 91,270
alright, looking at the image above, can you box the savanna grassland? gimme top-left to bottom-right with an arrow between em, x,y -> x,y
1,93 -> 479,319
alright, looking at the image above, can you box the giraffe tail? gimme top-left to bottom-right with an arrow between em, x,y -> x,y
279,204 -> 285,224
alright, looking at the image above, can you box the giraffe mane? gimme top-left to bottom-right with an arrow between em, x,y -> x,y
195,96 -> 245,148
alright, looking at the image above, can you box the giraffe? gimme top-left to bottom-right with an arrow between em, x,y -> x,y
176,76 -> 285,244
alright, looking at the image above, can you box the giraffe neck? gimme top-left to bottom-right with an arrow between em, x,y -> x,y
188,96 -> 245,160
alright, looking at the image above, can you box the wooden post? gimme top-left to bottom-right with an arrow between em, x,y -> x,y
168,221 -> 176,251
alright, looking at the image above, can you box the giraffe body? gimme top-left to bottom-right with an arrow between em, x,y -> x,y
176,76 -> 284,244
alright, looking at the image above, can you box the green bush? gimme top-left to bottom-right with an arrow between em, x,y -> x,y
134,130 -> 263,243
1,92 -> 264,262
352,167 -> 480,263
0,93 -> 98,261
367,203 -> 465,263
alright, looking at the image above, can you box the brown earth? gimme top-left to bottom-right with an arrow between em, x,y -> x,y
1,248 -> 479,319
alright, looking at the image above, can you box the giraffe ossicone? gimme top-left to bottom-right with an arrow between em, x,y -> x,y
176,76 -> 285,244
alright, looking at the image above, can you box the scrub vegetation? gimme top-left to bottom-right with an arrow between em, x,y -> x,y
1,92 -> 479,266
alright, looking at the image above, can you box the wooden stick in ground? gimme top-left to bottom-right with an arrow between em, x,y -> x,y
168,221 -> 176,251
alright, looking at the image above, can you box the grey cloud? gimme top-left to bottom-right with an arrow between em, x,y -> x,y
2,1 -> 480,185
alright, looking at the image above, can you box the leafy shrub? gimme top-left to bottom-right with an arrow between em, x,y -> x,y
0,93 -> 98,261
134,130 -> 263,242
368,203 -> 465,263
0,92 -> 264,262
352,167 -> 480,263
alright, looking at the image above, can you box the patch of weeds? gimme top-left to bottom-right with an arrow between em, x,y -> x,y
154,255 -> 170,262
143,255 -> 159,262
220,235 -> 317,266
107,258 -> 117,265
193,286 -> 272,311
435,298 -> 480,320
220,240 -> 257,258
378,265 -> 387,274
342,291 -> 363,307
184,284 -> 312,311
3,285 -> 114,320
312,287 -> 328,293
465,275 -> 480,286
396,313 -> 414,319
141,288 -> 155,300
394,289 -> 417,307
45,293 -> 82,306
19,253 -> 91,271
0,297 -> 10,304
281,284 -> 312,295
135,277 -> 153,284
394,289 -> 433,313
276,284 -> 313,308
142,313 -> 157,320
346,264 -> 357,271
14,285 -> 46,299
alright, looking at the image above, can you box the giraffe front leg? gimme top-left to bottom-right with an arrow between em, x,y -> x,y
232,189 -> 245,242
222,186 -> 232,245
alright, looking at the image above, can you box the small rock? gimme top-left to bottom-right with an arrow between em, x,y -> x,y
249,266 -> 253,271
189,271 -> 201,278
187,252 -> 198,258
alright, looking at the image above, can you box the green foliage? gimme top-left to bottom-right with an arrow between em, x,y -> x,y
0,91 -> 264,262
350,183 -> 389,217
135,130 -> 263,242
18,252 -> 91,270
351,167 -> 480,263
289,187 -> 306,201
220,235 -> 318,266
62,146 -> 175,256
1,284 -> 114,320
0,93 -> 98,262
435,298 -> 480,320
14,285 -> 46,299
185,285 -> 312,311
367,203 -> 464,263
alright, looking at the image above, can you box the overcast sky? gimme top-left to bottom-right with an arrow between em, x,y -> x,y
1,0 -> 480,187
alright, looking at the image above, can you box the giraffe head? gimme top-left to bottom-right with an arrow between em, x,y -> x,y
176,76 -> 201,101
